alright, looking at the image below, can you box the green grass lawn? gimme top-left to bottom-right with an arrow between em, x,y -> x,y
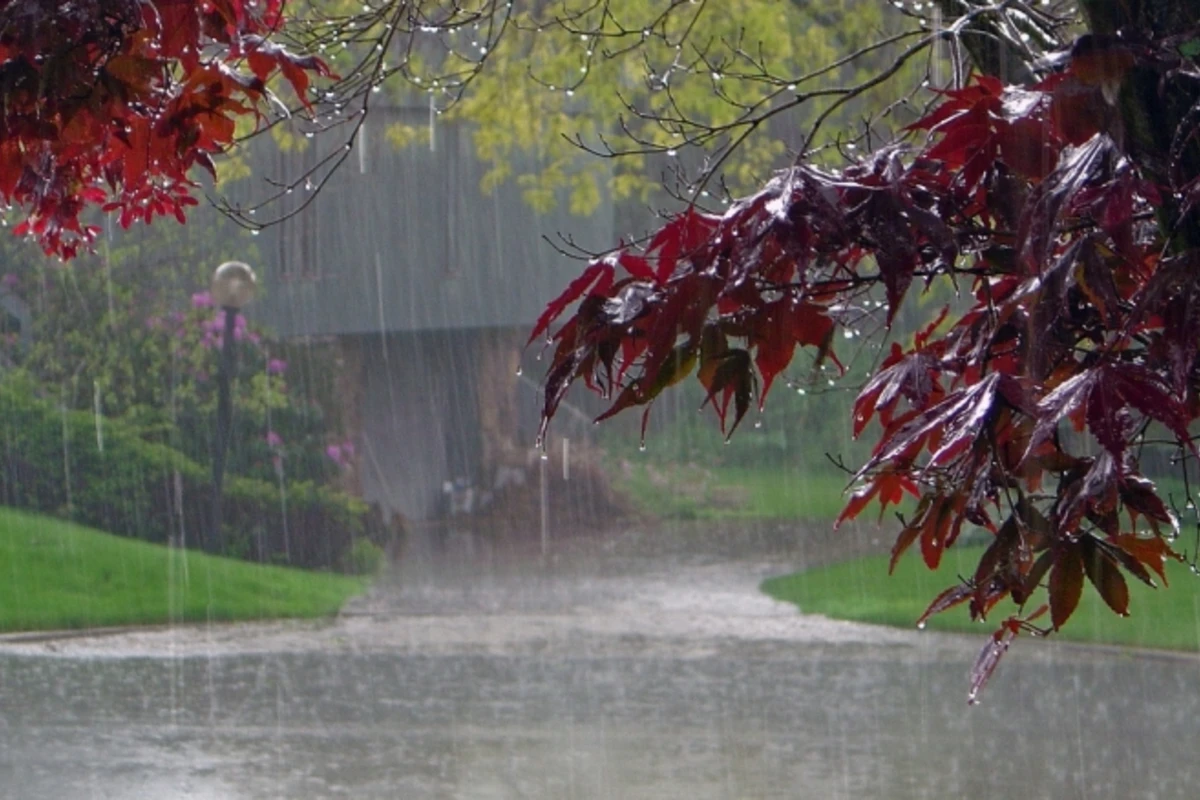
762,545 -> 1200,651
0,507 -> 369,632
612,461 -> 860,521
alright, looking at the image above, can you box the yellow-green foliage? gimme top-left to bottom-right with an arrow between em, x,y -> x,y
358,1 -> 912,214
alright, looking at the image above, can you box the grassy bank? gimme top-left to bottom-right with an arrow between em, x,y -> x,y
762,545 -> 1200,651
0,507 -> 369,632
610,461 -> 858,520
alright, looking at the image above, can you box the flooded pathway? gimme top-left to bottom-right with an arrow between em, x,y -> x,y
1,521 -> 1198,798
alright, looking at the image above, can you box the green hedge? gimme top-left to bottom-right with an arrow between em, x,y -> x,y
0,373 -> 368,570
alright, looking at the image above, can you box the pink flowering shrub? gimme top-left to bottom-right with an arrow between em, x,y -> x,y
0,240 -> 348,490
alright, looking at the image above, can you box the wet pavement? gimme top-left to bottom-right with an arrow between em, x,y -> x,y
1,520 -> 1198,798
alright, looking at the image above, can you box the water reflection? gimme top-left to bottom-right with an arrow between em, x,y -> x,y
0,523 -> 1197,799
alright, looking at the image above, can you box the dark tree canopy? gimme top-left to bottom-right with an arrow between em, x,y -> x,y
535,0 -> 1200,699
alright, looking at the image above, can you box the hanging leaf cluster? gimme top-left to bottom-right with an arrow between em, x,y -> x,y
537,30 -> 1200,699
0,0 -> 331,257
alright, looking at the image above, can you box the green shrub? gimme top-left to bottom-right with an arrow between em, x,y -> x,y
0,372 -> 366,569
341,538 -> 387,576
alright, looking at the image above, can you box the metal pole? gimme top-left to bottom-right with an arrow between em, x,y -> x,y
210,306 -> 238,554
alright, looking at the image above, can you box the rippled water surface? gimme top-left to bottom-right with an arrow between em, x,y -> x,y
1,522 -> 1197,799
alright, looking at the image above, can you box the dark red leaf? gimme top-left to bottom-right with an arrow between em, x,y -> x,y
1081,536 -> 1130,616
852,345 -> 942,437
751,301 -> 798,405
1091,537 -> 1154,588
906,75 -> 1004,134
972,513 -> 1020,585
920,497 -> 955,570
926,122 -> 991,167
1028,363 -> 1195,463
1015,550 -> 1054,605
1050,76 -> 1111,145
618,252 -> 655,281
887,514 -> 924,573
969,622 -> 1018,705
1019,134 -> 1114,271
1118,474 -> 1177,535
1049,544 -> 1085,630
528,260 -> 614,345
1055,451 -> 1119,533
836,471 -> 920,530
997,115 -> 1057,180
917,583 -> 974,628
697,348 -> 755,437
1112,534 -> 1182,587
862,373 -> 1004,477
647,208 -> 719,283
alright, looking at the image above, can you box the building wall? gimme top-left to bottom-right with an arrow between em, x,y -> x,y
231,110 -> 615,522
249,108 -> 616,339
355,327 -> 530,522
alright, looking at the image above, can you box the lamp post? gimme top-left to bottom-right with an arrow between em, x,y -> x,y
208,261 -> 257,554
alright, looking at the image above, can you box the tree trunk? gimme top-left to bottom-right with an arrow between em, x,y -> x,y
1080,0 -> 1200,36
1077,0 -> 1200,249
931,0 -> 1039,85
